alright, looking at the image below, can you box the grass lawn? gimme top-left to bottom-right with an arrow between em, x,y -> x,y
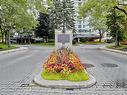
32,42 -> 55,46
107,45 -> 127,51
0,43 -> 17,51
80,41 -> 105,45
41,70 -> 89,82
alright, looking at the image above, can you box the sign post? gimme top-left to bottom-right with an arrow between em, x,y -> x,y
55,29 -> 73,51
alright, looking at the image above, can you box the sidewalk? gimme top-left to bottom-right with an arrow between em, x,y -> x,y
99,46 -> 127,55
0,46 -> 28,55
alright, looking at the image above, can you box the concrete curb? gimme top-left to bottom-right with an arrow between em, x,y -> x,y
33,72 -> 97,89
99,47 -> 127,55
0,47 -> 28,55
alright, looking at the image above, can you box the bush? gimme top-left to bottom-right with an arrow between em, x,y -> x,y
120,40 -> 127,45
48,39 -> 55,43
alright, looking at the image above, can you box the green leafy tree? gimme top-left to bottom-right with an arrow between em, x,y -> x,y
0,0 -> 46,47
49,0 -> 75,33
79,0 -> 127,43
35,12 -> 52,43
79,0 -> 110,42
80,0 -> 127,17
106,8 -> 125,46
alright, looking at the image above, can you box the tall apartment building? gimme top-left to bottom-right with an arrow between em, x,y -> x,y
73,0 -> 127,40
73,0 -> 90,33
73,0 -> 100,39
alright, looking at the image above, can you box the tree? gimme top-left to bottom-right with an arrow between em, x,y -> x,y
80,0 -> 127,17
35,12 -> 51,42
1,0 -> 34,47
79,0 -> 110,42
79,0 -> 127,43
106,8 -> 125,46
35,0 -> 75,42
49,0 -> 75,33
0,0 -> 46,47
88,6 -> 107,42
89,17 -> 107,42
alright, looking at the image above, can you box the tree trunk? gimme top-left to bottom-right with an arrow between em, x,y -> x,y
7,30 -> 11,48
20,35 -> 23,44
0,28 -> 4,43
99,29 -> 103,42
46,36 -> 48,42
1,32 -> 4,43
115,30 -> 119,47
24,38 -> 26,44
99,36 -> 102,42
5,31 -> 7,44
44,36 -> 46,43
28,37 -> 31,44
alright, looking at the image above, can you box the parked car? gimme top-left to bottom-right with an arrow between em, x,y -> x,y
33,38 -> 43,43
10,40 -> 17,43
105,37 -> 114,43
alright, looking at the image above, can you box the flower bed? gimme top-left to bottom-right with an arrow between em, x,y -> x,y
41,48 -> 89,81
120,40 -> 127,45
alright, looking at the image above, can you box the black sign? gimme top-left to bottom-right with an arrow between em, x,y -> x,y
58,34 -> 70,43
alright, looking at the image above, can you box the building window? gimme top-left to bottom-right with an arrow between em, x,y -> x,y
78,29 -> 82,32
77,16 -> 82,19
83,25 -> 85,28
78,3 -> 82,6
85,30 -> 87,32
78,25 -> 81,28
83,20 -> 85,23
78,20 -> 82,24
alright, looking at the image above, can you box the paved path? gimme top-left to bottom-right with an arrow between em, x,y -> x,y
0,45 -> 127,95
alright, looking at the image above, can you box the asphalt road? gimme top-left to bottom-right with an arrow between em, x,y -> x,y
0,45 -> 127,95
